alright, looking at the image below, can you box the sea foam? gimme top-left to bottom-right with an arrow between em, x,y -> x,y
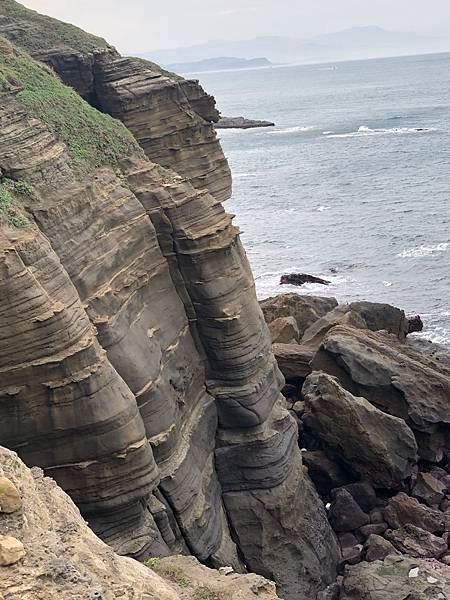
397,242 -> 449,258
325,126 -> 435,139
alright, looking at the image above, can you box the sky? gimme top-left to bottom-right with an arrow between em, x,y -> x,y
21,0 -> 450,54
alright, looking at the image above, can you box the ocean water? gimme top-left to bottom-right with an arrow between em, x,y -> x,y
196,53 -> 450,345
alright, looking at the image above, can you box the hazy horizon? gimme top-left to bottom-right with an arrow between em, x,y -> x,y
20,0 -> 450,54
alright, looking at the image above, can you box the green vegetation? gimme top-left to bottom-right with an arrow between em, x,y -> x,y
144,557 -> 161,569
0,179 -> 30,228
0,0 -> 110,54
150,563 -> 192,588
193,585 -> 220,600
0,39 -> 140,172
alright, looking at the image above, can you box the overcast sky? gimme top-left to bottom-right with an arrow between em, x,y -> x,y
22,0 -> 450,53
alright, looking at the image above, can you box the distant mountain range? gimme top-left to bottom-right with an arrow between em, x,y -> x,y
137,26 -> 450,70
166,56 -> 271,74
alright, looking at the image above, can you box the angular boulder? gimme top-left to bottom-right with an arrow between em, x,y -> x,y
260,293 -> 338,338
268,316 -> 300,344
0,476 -> 22,514
363,534 -> 398,562
412,472 -> 446,508
272,343 -> 313,381
303,373 -> 418,487
385,524 -> 447,559
311,325 -> 450,462
328,489 -> 370,532
383,493 -> 446,534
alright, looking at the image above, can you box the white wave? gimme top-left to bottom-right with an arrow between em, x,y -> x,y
317,205 -> 331,212
267,125 -> 318,135
233,172 -> 253,178
325,125 -> 436,139
382,281 -> 393,287
322,131 -> 334,135
397,242 -> 449,258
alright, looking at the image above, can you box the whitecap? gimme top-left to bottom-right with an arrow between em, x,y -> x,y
382,281 -> 393,287
316,205 -> 331,212
397,242 -> 449,258
322,131 -> 334,135
233,173 -> 253,178
267,125 -> 318,135
325,126 -> 436,139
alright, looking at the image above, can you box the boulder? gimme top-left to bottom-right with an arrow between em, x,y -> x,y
383,492 -> 445,534
215,116 -> 275,129
260,293 -> 337,338
363,534 -> 398,562
272,343 -> 312,381
268,316 -> 300,344
338,481 -> 378,513
328,489 -> 370,532
412,472 -> 446,508
358,523 -> 388,539
385,524 -> 447,559
311,326 -> 450,462
280,273 -> 331,287
302,373 -> 418,488
0,535 -> 25,566
341,554 -> 450,599
302,451 -> 350,496
408,315 -> 424,334
0,477 -> 22,514
338,532 -> 363,566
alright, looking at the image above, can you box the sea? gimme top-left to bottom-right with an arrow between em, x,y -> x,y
194,52 -> 450,346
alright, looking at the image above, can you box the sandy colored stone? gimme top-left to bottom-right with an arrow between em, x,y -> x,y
0,477 -> 22,514
0,535 -> 25,566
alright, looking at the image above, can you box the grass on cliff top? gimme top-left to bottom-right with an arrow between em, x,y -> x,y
0,0 -> 110,54
0,38 -> 140,172
0,179 -> 30,228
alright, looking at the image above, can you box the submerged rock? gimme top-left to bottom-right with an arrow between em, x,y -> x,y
215,116 -> 275,129
280,273 -> 331,286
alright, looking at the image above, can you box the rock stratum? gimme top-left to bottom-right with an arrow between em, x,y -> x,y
0,2 -> 339,599
1,3 -> 450,600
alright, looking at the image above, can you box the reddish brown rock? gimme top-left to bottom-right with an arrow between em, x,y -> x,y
383,493 -> 446,534
385,524 -> 447,559
328,489 -> 370,533
412,472 -> 446,507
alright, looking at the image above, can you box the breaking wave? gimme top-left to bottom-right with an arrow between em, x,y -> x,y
324,125 -> 436,139
397,243 -> 449,258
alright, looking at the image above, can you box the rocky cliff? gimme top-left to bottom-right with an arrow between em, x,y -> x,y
0,5 -> 339,600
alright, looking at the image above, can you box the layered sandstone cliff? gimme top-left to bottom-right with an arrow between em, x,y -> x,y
0,8 -> 339,600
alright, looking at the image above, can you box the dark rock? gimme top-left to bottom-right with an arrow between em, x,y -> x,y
329,489 -> 370,532
280,273 -> 330,287
260,293 -> 338,339
215,116 -> 275,129
363,534 -> 398,562
412,472 -> 446,507
281,384 -> 298,399
385,524 -> 447,558
302,451 -> 350,496
358,523 -> 388,538
303,373 -> 418,488
369,509 -> 385,524
339,481 -> 378,512
408,314 -> 424,334
317,582 -> 341,600
384,492 -> 446,534
338,533 -> 363,566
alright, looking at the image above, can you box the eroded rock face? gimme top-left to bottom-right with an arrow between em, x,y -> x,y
0,446 -> 282,600
0,24 -> 339,600
0,1 -> 231,203
303,373 -> 418,487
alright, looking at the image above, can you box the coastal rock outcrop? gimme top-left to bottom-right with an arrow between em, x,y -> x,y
0,446 -> 282,599
215,116 -> 275,129
0,14 -> 339,600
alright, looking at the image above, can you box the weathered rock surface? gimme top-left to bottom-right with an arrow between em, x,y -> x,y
260,293 -> 337,338
363,534 -> 398,562
215,116 -> 275,129
0,476 -> 21,513
0,446 -> 281,599
341,554 -> 450,599
413,472 -> 446,508
311,325 -> 450,461
268,316 -> 300,344
303,373 -> 418,487
383,493 -> 446,534
0,18 -> 339,600
272,343 -> 313,381
0,535 -> 25,566
385,524 -> 447,559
